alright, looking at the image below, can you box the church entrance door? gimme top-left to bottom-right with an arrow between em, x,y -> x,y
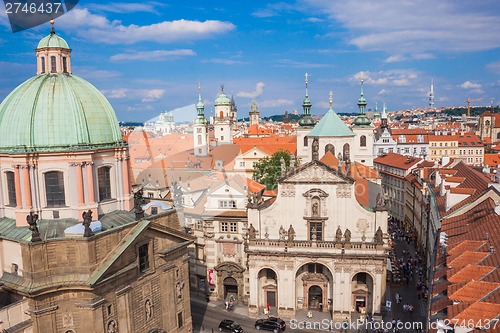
308,285 -> 323,309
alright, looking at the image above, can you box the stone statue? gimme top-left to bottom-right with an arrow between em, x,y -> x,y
336,226 -> 343,242
176,281 -> 185,299
107,320 -> 117,333
375,226 -> 383,243
311,226 -> 317,241
346,160 -> 351,177
26,212 -> 42,242
312,202 -> 319,216
82,209 -> 94,237
287,225 -> 295,241
145,299 -> 152,320
134,188 -> 145,220
344,228 -> 351,243
280,157 -> 287,176
312,138 -> 319,161
376,193 -> 384,208
248,223 -> 256,240
279,225 -> 286,240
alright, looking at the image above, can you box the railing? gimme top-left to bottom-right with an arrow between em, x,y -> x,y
249,239 -> 383,250
0,298 -> 30,331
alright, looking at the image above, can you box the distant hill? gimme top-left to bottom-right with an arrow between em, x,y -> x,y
441,106 -> 500,117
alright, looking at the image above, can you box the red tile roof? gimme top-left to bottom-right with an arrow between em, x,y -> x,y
448,281 -> 500,303
373,152 -> 422,170
448,265 -> 496,283
451,302 -> 500,328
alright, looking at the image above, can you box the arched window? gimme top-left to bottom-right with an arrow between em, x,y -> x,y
497,132 -> 500,140
343,143 -> 350,161
304,136 -> 308,147
6,171 -> 16,206
40,57 -> 45,73
360,135 -> 367,147
198,135 -> 202,145
486,120 -> 491,126
98,166 -> 112,201
50,56 -> 56,73
325,144 -> 335,155
219,111 -> 224,118
45,171 -> 65,207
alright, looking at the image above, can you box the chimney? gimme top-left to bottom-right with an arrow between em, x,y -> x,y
439,178 -> 446,197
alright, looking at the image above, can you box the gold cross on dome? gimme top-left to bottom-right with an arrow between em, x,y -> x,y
329,90 -> 333,106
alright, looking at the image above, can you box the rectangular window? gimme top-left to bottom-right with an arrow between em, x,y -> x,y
196,220 -> 203,230
219,200 -> 236,208
177,312 -> 183,328
50,56 -> 56,73
221,222 -> 228,232
45,171 -> 65,207
98,166 -> 112,201
138,243 -> 150,273
239,161 -> 245,167
6,171 -> 16,206
309,222 -> 323,241
62,57 -> 68,73
41,57 -> 45,73
196,245 -> 204,260
230,222 -> 237,233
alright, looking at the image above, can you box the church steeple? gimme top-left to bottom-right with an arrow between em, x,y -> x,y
194,82 -> 207,125
353,79 -> 371,127
249,99 -> 260,126
298,73 -> 316,127
194,83 -> 208,156
381,103 -> 388,129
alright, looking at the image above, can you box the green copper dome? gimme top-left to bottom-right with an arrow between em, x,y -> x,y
353,114 -> 372,126
0,74 -> 124,153
215,91 -> 231,105
37,32 -> 70,49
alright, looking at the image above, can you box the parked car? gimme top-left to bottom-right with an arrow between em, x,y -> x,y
219,319 -> 243,333
255,317 -> 286,333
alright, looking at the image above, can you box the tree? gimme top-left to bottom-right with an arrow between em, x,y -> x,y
252,150 -> 297,190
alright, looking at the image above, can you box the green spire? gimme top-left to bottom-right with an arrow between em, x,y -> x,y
194,82 -> 207,125
353,79 -> 372,127
299,73 -> 316,127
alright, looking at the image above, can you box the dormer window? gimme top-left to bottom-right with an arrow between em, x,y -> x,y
50,56 -> 56,73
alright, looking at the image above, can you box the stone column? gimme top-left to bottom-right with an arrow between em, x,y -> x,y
22,166 -> 32,209
13,165 -> 22,208
75,163 -> 84,206
85,162 -> 95,203
122,157 -> 130,196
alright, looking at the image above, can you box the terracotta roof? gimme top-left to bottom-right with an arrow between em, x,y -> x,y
458,133 -> 483,147
445,176 -> 465,183
452,302 -> 500,328
447,251 -> 489,269
483,154 -> 500,168
430,296 -> 452,314
448,264 -> 496,283
447,240 -> 487,257
449,188 -> 476,195
428,134 -> 460,142
373,152 -> 422,170
391,128 -> 429,135
448,281 -> 500,303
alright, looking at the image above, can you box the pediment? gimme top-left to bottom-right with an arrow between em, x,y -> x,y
281,161 -> 353,184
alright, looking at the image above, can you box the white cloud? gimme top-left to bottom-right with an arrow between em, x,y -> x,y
202,58 -> 247,65
306,17 -> 324,23
306,0 -> 500,52
460,81 -> 482,89
260,99 -> 294,107
412,53 -> 435,60
384,54 -> 406,63
87,2 -> 164,14
487,61 -> 500,74
352,70 -> 419,86
237,82 -> 265,98
276,59 -> 332,68
252,3 -> 296,18
73,68 -> 122,79
57,8 -> 235,44
141,89 -> 166,102
101,88 -> 166,102
110,49 -> 196,61
378,89 -> 389,95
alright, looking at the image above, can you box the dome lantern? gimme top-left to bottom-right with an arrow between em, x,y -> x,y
35,20 -> 72,75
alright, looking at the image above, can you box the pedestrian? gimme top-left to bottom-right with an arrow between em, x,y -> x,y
225,301 -> 229,310
319,302 -> 323,312
266,303 -> 270,313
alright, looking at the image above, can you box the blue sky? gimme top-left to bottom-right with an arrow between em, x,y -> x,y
0,0 -> 499,122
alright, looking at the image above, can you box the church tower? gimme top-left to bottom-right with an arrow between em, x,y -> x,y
351,80 -> 374,166
213,85 -> 233,144
249,100 -> 260,126
296,73 -> 316,162
193,83 -> 209,156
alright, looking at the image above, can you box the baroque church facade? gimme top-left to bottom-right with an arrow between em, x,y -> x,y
0,26 -> 192,333
246,155 -> 389,319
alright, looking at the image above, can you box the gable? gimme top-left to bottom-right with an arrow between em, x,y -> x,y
281,160 -> 353,184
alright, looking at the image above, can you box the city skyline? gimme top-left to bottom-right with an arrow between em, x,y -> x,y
0,0 -> 499,122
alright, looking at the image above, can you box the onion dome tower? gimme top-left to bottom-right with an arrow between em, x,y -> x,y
193,83 -> 209,156
213,84 -> 233,144
351,80 -> 374,166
